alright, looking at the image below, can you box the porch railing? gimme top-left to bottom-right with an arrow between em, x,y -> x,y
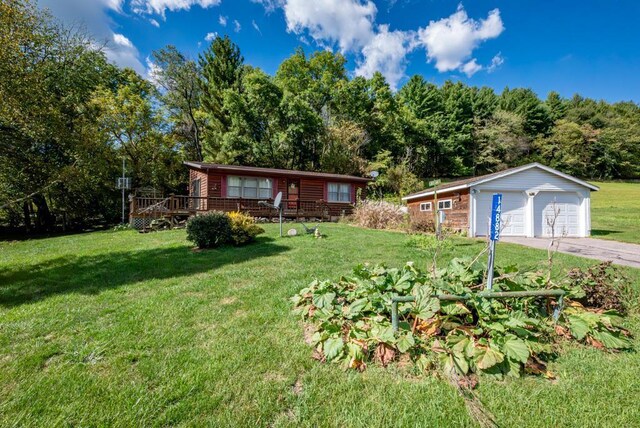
130,195 -> 351,219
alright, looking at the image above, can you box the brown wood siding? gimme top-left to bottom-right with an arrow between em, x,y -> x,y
189,169 -> 208,198
300,178 -> 324,200
407,189 -> 470,232
207,174 -> 223,197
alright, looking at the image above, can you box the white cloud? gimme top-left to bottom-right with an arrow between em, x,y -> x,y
130,0 -> 221,19
145,57 -> 162,87
356,25 -> 411,90
37,0 -> 146,74
488,52 -> 504,73
113,33 -> 134,48
416,5 -> 504,74
283,0 -> 377,52
461,58 -> 482,77
149,18 -> 160,27
205,31 -> 218,41
233,19 -> 242,32
219,15 -> 227,26
252,19 -> 262,35
250,0 -> 283,13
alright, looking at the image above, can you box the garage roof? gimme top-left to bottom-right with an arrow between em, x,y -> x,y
402,163 -> 599,201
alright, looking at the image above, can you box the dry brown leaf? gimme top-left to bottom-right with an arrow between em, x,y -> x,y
373,343 -> 396,367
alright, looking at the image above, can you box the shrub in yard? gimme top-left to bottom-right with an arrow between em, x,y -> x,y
409,216 -> 435,233
186,211 -> 232,248
292,259 -> 632,382
566,261 -> 628,313
228,211 -> 265,245
351,200 -> 406,230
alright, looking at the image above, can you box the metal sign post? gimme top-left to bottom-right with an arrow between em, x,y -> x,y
429,179 -> 442,234
258,192 -> 283,237
486,193 -> 502,290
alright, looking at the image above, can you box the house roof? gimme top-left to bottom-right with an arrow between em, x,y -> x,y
402,163 -> 599,201
184,162 -> 372,183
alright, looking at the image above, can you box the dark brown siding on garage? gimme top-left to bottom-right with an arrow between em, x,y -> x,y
407,188 -> 470,232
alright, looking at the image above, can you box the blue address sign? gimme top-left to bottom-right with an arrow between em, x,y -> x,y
490,193 -> 503,241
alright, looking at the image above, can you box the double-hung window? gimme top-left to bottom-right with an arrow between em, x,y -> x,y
438,199 -> 452,210
328,183 -> 351,203
227,176 -> 272,199
419,202 -> 432,211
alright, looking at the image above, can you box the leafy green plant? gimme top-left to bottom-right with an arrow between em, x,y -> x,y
186,211 -> 232,248
227,211 -> 264,245
292,259 -> 632,382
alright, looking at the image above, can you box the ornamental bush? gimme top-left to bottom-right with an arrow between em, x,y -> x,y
228,211 -> 265,245
292,258 -> 632,381
186,211 -> 232,249
351,200 -> 406,230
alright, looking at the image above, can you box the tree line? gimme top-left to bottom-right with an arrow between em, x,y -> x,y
1,0 -> 639,233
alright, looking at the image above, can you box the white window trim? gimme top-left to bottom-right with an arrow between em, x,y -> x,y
438,199 -> 453,210
327,182 -> 352,203
227,176 -> 273,199
419,202 -> 432,212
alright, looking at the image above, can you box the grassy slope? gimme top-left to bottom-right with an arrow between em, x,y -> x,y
591,182 -> 640,244
0,225 -> 639,427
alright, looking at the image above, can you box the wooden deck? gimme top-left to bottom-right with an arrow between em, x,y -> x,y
129,195 -> 354,226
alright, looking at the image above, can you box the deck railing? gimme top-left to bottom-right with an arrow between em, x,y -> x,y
130,195 -> 350,219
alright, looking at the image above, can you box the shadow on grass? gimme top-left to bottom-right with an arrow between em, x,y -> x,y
0,236 -> 288,307
591,229 -> 622,237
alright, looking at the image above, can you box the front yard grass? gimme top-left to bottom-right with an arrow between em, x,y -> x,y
591,181 -> 640,244
1,224 -> 639,427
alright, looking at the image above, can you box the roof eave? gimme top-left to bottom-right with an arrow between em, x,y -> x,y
402,183 -> 471,201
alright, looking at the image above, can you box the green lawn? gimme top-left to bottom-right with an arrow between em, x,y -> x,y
591,181 -> 640,244
1,224 -> 639,427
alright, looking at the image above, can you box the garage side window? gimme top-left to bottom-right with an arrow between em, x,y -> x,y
419,202 -> 432,211
438,199 -> 452,210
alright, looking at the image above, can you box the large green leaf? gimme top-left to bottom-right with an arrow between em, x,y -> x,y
502,335 -> 529,363
591,329 -> 633,350
323,337 -> 344,361
348,298 -> 370,316
313,292 -> 336,309
440,300 -> 471,315
474,346 -> 504,370
396,332 -> 415,353
567,314 -> 590,340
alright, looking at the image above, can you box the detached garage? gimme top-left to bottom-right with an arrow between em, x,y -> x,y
403,163 -> 599,238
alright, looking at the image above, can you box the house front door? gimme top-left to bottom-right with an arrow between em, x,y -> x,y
287,179 -> 299,209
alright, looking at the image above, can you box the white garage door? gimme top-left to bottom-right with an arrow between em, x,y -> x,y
475,191 -> 527,236
534,192 -> 580,237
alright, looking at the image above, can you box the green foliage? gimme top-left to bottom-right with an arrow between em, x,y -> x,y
293,259 -> 632,381
227,211 -> 265,245
186,211 -> 232,248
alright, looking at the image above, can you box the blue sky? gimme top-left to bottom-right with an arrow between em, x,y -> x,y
39,0 -> 640,102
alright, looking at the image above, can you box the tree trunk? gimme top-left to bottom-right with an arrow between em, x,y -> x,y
22,201 -> 32,233
32,194 -> 54,231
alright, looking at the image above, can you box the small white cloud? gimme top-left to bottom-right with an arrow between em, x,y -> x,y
356,25 -> 412,90
416,5 -> 504,74
219,14 -> 227,26
488,52 -> 504,73
205,31 -> 218,41
113,33 -> 134,48
149,18 -> 160,27
131,0 -> 221,19
252,19 -> 262,35
233,19 -> 241,32
461,58 -> 482,77
251,0 -> 284,13
283,0 -> 377,52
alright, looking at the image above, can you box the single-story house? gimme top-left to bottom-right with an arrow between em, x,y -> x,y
129,162 -> 370,228
403,163 -> 599,238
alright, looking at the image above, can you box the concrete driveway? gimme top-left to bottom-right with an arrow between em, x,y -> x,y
501,237 -> 640,269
